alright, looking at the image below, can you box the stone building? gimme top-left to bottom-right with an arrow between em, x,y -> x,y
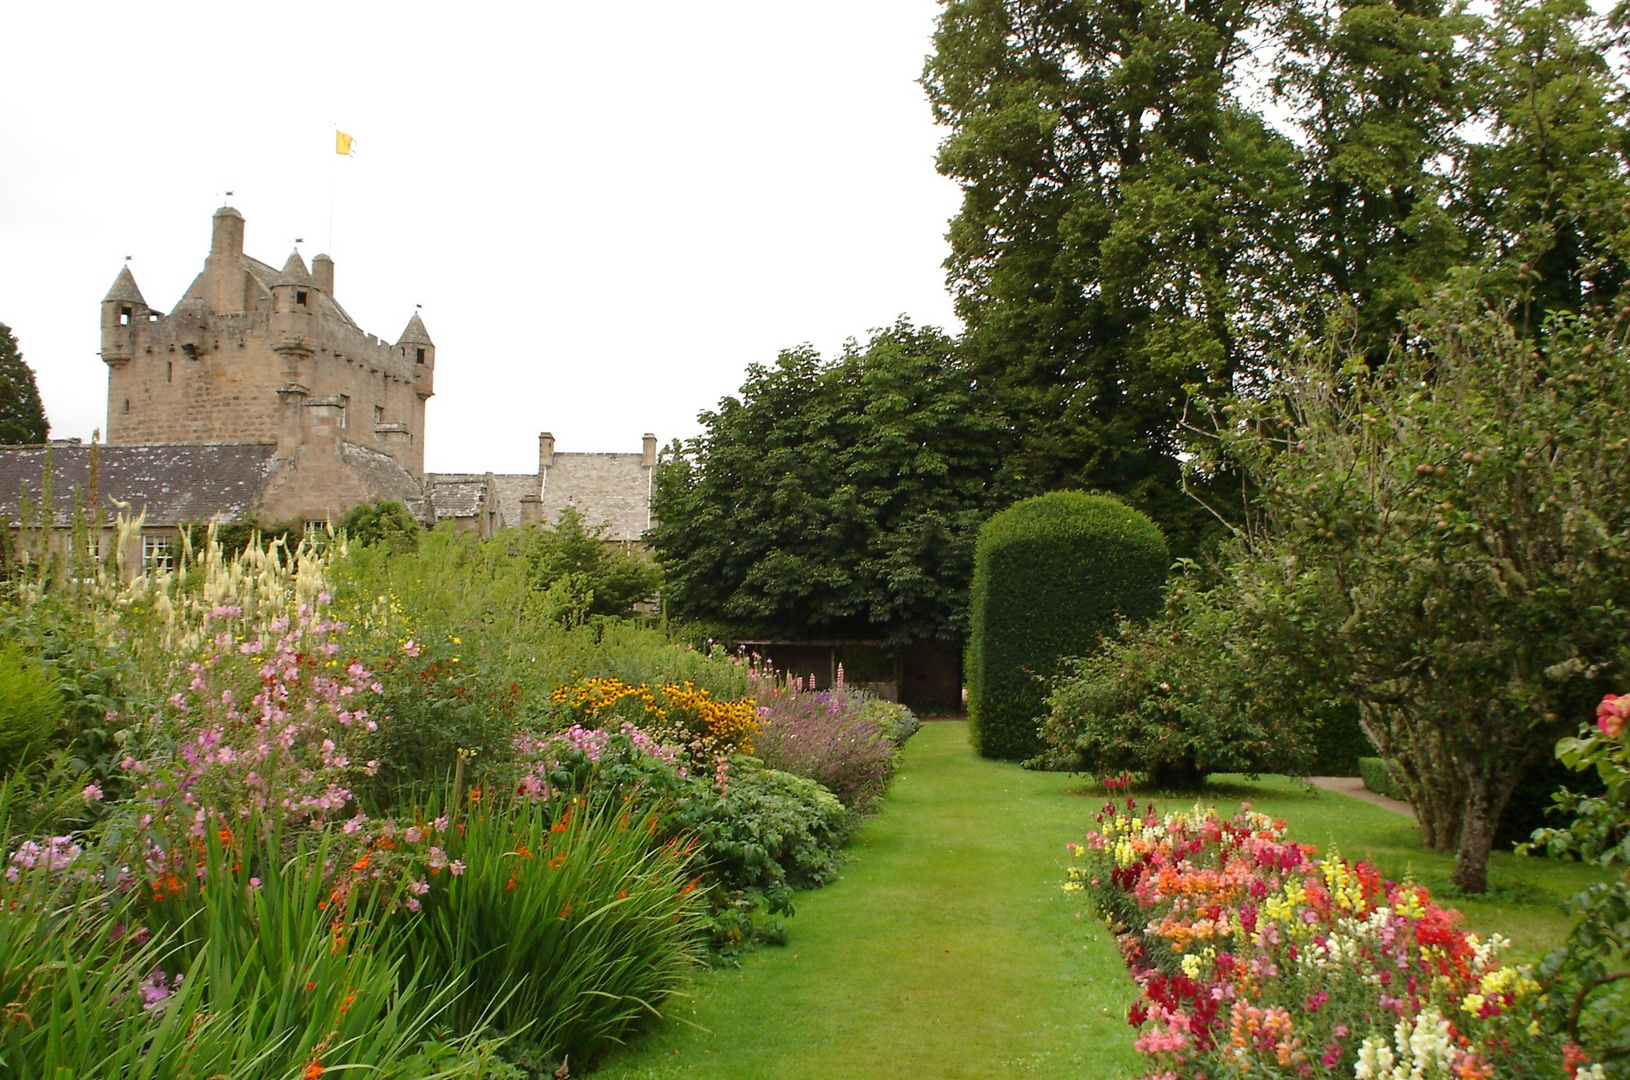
429,431 -> 657,543
98,205 -> 433,524
0,205 -> 661,568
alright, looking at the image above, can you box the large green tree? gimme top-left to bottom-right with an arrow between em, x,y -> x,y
923,0 -> 1307,556
0,324 -> 47,445
650,320 -> 1004,646
922,0 -> 1630,549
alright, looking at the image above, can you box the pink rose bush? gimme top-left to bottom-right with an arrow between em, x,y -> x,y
1071,800 -> 1580,1078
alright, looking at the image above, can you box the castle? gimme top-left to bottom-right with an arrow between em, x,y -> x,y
0,207 -> 657,565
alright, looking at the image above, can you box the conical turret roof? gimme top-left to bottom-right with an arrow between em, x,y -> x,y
396,312 -> 434,348
271,251 -> 315,288
103,265 -> 147,306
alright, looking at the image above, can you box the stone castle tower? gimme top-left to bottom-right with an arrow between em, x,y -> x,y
100,206 -> 434,481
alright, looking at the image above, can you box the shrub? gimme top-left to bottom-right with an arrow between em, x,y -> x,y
1035,565 -> 1325,784
406,795 -> 705,1069
0,644 -> 63,774
967,491 -> 1168,760
341,498 -> 423,553
751,677 -> 908,813
1359,757 -> 1400,799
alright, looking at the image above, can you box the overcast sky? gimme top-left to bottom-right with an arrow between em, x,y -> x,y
0,2 -> 962,473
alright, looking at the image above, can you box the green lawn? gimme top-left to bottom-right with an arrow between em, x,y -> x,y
1149,774 -> 1608,962
593,721 -> 1144,1079
594,723 -> 1606,1077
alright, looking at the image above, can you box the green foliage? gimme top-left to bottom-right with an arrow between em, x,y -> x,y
920,0 -> 1630,558
1360,757 -> 1401,800
520,507 -> 661,620
1036,568 -> 1337,785
0,323 -> 47,444
0,644 -> 63,775
1530,702 -> 1630,1072
407,796 -> 705,1069
967,491 -> 1168,761
0,815 -> 500,1079
651,319 -> 1004,647
1190,295 -> 1630,892
343,499 -> 424,553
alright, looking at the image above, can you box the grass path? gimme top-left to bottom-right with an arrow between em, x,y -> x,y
593,721 -> 1144,1079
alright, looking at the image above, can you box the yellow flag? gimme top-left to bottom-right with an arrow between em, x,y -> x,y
335,131 -> 355,156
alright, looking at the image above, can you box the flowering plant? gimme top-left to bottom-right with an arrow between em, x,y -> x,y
1072,800 -> 1572,1078
549,677 -> 759,760
1530,691 -> 1630,1075
749,671 -> 905,813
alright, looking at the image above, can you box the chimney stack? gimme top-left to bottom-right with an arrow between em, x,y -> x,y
210,206 -> 244,258
312,253 -> 334,295
538,432 -> 555,472
642,433 -> 657,467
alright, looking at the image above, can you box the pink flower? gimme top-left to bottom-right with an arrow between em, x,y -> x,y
449,860 -> 465,876
1597,693 -> 1628,739
81,783 -> 104,804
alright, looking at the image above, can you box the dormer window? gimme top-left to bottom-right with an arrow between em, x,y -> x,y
119,306 -> 132,326
295,290 -> 308,306
416,348 -> 426,364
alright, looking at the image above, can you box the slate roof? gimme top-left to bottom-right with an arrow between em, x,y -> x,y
428,473 -> 537,527
428,479 -> 488,519
337,440 -> 433,523
103,266 -> 147,306
540,453 -> 651,542
0,443 -> 277,527
396,313 -> 434,347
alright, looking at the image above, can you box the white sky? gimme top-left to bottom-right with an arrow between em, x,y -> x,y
0,2 -> 962,474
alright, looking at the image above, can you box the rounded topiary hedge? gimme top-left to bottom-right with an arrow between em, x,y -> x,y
967,491 -> 1169,760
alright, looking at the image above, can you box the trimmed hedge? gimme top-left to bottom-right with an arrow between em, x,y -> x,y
967,491 -> 1168,760
1358,757 -> 1399,799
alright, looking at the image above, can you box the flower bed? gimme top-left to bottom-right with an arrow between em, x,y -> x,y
1070,800 -> 1585,1078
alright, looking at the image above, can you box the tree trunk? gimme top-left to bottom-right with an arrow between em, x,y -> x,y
1452,776 -> 1497,893
1150,757 -> 1206,791
1360,701 -> 1461,850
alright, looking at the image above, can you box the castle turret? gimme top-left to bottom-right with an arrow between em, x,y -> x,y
397,312 -> 435,480
100,266 -> 150,361
270,251 -> 317,373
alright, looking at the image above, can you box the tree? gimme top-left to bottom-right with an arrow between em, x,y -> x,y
0,323 -> 47,444
1194,292 -> 1630,892
650,319 -> 1004,646
923,0 -> 1308,557
521,506 -> 661,619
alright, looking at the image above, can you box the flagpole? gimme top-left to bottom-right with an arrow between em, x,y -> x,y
328,125 -> 337,254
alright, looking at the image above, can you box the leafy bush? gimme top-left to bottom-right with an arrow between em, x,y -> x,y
520,507 -> 661,619
967,491 -> 1168,760
342,498 -> 424,553
752,678 -> 910,813
679,763 -> 850,906
1036,567 -> 1327,785
407,795 -> 705,1071
859,697 -> 919,746
1530,691 -> 1630,1074
0,643 -> 63,774
1359,757 -> 1399,799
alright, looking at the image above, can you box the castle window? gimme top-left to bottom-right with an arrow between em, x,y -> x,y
295,290 -> 308,306
374,405 -> 384,425
122,398 -> 130,413
142,534 -> 174,571
166,361 -> 173,383
416,348 -> 426,364
339,395 -> 349,429
119,306 -> 132,326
